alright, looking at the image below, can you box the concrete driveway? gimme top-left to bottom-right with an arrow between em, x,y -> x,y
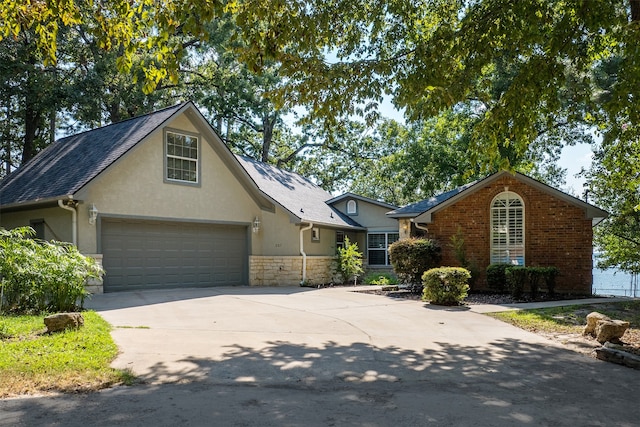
2,286 -> 639,426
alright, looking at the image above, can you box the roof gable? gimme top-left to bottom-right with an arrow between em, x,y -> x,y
0,103 -> 186,207
327,192 -> 398,210
392,171 -> 608,226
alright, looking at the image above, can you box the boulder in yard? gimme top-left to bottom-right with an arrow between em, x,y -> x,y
583,312 -> 611,336
44,313 -> 84,333
595,320 -> 630,344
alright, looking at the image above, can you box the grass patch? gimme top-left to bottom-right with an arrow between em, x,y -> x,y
0,311 -> 134,397
487,300 -> 640,335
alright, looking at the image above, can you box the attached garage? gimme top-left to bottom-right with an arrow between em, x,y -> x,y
101,218 -> 248,292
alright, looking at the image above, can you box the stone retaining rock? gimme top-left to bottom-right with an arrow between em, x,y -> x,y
596,343 -> 640,370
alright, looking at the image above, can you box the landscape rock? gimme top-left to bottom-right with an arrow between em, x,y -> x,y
44,313 -> 84,333
596,342 -> 640,370
583,312 -> 611,336
595,319 -> 630,344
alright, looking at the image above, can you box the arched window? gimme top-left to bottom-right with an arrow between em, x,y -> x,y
490,191 -> 525,265
346,199 -> 357,215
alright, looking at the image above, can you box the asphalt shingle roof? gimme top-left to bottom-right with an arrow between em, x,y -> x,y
236,155 -> 363,229
0,103 -> 186,207
387,181 -> 477,217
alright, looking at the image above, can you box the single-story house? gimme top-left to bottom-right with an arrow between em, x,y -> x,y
0,102 -> 608,294
0,102 -> 400,292
387,172 -> 608,294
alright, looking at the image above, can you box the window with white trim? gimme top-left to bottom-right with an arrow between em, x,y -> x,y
336,231 -> 345,250
367,232 -> 399,266
166,130 -> 199,183
490,192 -> 525,265
346,199 -> 357,215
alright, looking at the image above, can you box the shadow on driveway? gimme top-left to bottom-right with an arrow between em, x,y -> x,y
3,336 -> 639,426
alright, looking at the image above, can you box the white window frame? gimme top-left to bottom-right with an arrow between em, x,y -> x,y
367,232 -> 399,266
336,231 -> 345,250
312,227 -> 320,242
346,199 -> 357,215
490,191 -> 525,265
164,129 -> 200,185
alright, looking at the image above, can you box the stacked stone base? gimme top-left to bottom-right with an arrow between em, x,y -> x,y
250,256 -> 337,286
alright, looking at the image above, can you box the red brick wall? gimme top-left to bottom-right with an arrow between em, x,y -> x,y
419,175 -> 593,294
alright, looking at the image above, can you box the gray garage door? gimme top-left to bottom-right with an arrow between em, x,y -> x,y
101,218 -> 248,292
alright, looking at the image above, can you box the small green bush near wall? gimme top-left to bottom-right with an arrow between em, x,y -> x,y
422,267 -> 471,306
0,227 -> 103,314
389,238 -> 441,288
504,266 -> 561,299
486,263 -> 510,292
364,273 -> 398,286
336,237 -> 364,285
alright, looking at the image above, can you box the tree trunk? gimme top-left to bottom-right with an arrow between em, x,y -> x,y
632,0 -> 640,22
261,113 -> 277,163
22,91 -> 40,164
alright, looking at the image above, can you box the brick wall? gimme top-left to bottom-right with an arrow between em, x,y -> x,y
249,256 -> 336,286
420,175 -> 593,294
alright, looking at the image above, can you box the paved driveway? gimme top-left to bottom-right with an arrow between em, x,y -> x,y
2,287 -> 639,426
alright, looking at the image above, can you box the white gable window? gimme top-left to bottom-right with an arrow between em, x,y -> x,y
165,130 -> 199,184
346,199 -> 357,215
490,191 -> 525,265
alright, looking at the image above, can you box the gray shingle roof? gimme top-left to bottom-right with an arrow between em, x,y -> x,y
236,155 -> 364,229
386,181 -> 477,218
1,102 -> 186,207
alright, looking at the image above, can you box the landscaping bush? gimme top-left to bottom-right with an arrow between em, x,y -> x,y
335,237 -> 364,285
364,273 -> 398,286
0,227 -> 103,314
540,267 -> 559,296
486,263 -> 510,292
389,238 -> 441,289
505,266 -> 528,300
526,267 -> 548,300
421,267 -> 471,305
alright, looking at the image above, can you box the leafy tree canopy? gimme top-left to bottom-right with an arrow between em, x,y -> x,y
4,1 -> 638,168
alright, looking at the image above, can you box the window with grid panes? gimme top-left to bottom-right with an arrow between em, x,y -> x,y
367,232 -> 399,266
490,192 -> 524,265
166,130 -> 199,183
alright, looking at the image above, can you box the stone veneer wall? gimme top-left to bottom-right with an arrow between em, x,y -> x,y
85,254 -> 104,294
250,256 -> 337,286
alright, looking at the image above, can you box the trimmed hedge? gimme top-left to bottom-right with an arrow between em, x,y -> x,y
389,238 -> 441,286
503,266 -> 560,299
486,263 -> 510,292
422,267 -> 471,305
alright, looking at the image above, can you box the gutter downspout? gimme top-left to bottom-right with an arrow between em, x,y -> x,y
414,222 -> 429,234
58,199 -> 77,246
299,222 -> 313,284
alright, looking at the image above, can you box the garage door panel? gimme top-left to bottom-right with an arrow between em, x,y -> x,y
101,219 -> 248,292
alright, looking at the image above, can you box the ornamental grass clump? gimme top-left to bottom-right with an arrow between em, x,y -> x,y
422,267 -> 471,306
0,227 -> 103,314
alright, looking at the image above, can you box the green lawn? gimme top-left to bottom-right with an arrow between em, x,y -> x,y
487,300 -> 640,335
0,311 -> 133,397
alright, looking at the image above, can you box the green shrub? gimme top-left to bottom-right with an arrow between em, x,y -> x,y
336,237 -> 364,285
0,227 -> 103,314
421,267 -> 471,305
389,238 -> 441,287
540,267 -> 559,296
486,263 -> 510,292
364,273 -> 398,286
505,266 -> 528,300
527,267 -> 549,300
